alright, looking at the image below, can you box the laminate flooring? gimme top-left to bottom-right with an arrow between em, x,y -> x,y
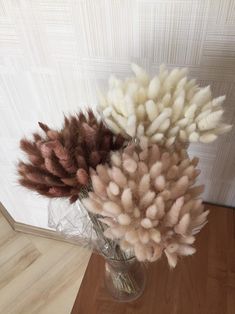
0,212 -> 91,314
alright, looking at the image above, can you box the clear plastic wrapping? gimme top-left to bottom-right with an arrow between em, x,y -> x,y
48,198 -> 97,248
48,197 -> 133,259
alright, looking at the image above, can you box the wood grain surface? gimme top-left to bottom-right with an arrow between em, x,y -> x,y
0,212 -> 91,314
71,204 -> 235,314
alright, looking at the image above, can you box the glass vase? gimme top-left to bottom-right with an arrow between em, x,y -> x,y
104,256 -> 147,302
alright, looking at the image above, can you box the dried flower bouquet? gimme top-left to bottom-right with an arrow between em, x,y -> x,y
17,63 -> 231,300
18,110 -> 124,203
82,137 -> 208,268
98,64 -> 231,147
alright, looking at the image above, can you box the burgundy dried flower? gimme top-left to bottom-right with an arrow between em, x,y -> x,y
18,110 -> 125,202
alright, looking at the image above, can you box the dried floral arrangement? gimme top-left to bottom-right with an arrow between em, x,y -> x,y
98,64 -> 232,147
18,110 -> 124,203
82,138 -> 208,267
17,64 -> 231,271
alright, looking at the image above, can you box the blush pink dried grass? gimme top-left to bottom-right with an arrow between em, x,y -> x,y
82,137 -> 209,267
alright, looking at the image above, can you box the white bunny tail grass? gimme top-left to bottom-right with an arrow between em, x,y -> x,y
98,63 -> 231,146
82,137 -> 208,268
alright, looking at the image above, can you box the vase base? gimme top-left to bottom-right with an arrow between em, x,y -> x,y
105,286 -> 145,303
104,258 -> 147,302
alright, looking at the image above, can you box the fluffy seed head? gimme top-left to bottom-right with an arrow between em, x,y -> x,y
83,138 -> 208,267
99,64 -> 231,146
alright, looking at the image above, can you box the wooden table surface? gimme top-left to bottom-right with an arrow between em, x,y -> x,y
71,204 -> 235,314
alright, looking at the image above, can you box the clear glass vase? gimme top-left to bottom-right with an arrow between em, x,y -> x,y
104,256 -> 147,302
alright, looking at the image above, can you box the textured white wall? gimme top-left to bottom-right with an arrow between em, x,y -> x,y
0,0 -> 234,228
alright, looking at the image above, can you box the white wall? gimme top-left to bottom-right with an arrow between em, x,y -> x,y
0,0 -> 234,228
